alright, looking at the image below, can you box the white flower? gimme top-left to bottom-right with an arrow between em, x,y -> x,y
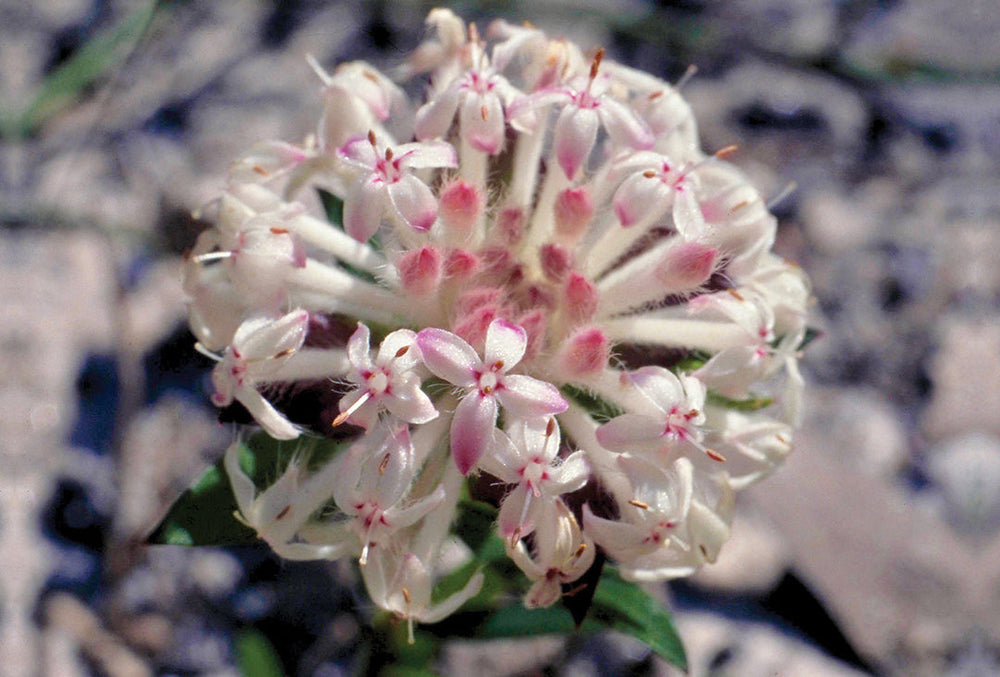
361,548 -> 484,643
479,416 -> 589,540
185,9 -> 812,613
204,310 -> 310,440
595,366 -> 712,462
416,318 -> 567,475
336,323 -> 437,429
224,443 -> 349,560
331,423 -> 446,564
507,498 -> 595,609
337,132 -> 458,241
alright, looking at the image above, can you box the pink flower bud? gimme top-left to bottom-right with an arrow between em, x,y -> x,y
540,243 -> 573,281
497,206 -> 525,245
517,309 -> 548,360
656,242 -> 719,291
439,179 -> 483,237
557,326 -> 609,376
564,272 -> 598,324
398,246 -> 443,295
444,248 -> 479,279
554,187 -> 593,241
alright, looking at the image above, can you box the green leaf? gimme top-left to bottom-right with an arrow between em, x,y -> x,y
11,1 -> 160,137
316,188 -> 344,227
590,569 -> 688,672
706,391 -> 774,411
146,431 -> 346,546
560,384 -> 623,422
236,629 -> 286,677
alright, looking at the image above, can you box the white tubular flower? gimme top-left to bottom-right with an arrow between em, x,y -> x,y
479,416 -> 589,540
362,548 -> 485,643
416,318 -> 568,475
507,498 -> 596,609
336,323 -> 438,430
331,423 -> 446,565
224,443 -> 350,560
188,9 -> 813,606
203,310 -> 310,440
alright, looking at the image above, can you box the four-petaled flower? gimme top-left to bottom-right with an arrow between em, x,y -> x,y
479,416 -> 589,540
337,323 -> 438,429
337,131 -> 457,241
416,319 -> 568,475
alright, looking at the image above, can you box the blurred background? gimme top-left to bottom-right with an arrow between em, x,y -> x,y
2,0 -> 999,675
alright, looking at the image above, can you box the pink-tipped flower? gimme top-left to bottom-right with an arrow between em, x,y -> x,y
416,319 -> 568,474
338,133 -> 457,241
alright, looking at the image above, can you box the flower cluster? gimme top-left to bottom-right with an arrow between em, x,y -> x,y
185,9 -> 809,635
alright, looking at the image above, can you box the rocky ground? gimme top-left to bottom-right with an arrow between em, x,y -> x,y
2,1 -> 998,675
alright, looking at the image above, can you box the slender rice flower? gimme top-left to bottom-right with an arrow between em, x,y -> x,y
184,7 -> 812,629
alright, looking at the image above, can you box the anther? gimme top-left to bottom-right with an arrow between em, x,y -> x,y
253,165 -> 268,176
590,48 -> 604,81
379,453 -> 390,474
385,147 -> 393,162
363,69 -> 379,83
545,417 -> 556,437
481,104 -> 489,120
271,347 -> 296,359
727,288 -> 745,301
629,499 -> 649,509
492,360 -> 504,371
394,345 -> 410,358
368,129 -> 377,147
574,543 -> 587,558
706,448 -> 726,462
270,227 -> 290,235
643,170 -> 657,178
275,505 -> 291,520
401,587 -> 411,604
714,144 -> 738,159
648,90 -> 664,100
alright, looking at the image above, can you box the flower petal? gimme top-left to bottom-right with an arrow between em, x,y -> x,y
598,97 -> 655,150
484,318 -> 526,370
450,392 -> 498,475
460,91 -> 505,154
387,174 -> 438,232
416,328 -> 480,387
236,387 -> 300,440
376,329 -> 421,371
612,172 -> 671,228
384,386 -> 439,424
395,139 -> 458,170
414,84 -> 461,141
554,105 -> 599,178
628,366 -> 685,412
496,374 -> 568,418
594,413 -> 666,451
347,322 -> 374,372
344,175 -> 387,242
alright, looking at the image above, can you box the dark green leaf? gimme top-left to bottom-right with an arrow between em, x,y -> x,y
236,629 -> 286,677
316,188 -> 344,227
590,569 -> 688,672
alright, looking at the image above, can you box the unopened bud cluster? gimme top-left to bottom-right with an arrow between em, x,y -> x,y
184,8 -> 810,637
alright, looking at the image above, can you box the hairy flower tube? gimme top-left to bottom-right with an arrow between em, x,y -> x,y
183,8 -> 810,635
